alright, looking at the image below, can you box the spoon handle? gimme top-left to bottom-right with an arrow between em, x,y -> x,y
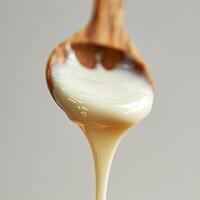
86,0 -> 127,49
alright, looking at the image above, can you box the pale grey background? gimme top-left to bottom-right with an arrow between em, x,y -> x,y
0,0 -> 200,199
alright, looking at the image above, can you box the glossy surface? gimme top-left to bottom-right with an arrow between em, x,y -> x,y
52,46 -> 153,127
50,45 -> 153,200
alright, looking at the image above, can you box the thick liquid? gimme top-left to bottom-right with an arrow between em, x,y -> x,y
51,46 -> 153,200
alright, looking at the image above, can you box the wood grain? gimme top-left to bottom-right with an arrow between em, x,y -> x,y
46,0 -> 154,95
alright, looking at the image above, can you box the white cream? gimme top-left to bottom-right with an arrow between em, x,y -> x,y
51,45 -> 154,200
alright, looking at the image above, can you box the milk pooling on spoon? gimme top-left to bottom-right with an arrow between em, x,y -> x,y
51,45 -> 153,200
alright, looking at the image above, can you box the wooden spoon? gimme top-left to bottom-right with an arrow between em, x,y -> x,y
46,0 -> 154,95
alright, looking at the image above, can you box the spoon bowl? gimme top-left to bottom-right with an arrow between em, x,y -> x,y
46,0 -> 153,96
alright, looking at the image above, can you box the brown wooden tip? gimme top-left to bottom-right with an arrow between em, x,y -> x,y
71,42 -> 154,86
71,43 -> 125,70
71,43 -> 97,68
86,0 -> 125,49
